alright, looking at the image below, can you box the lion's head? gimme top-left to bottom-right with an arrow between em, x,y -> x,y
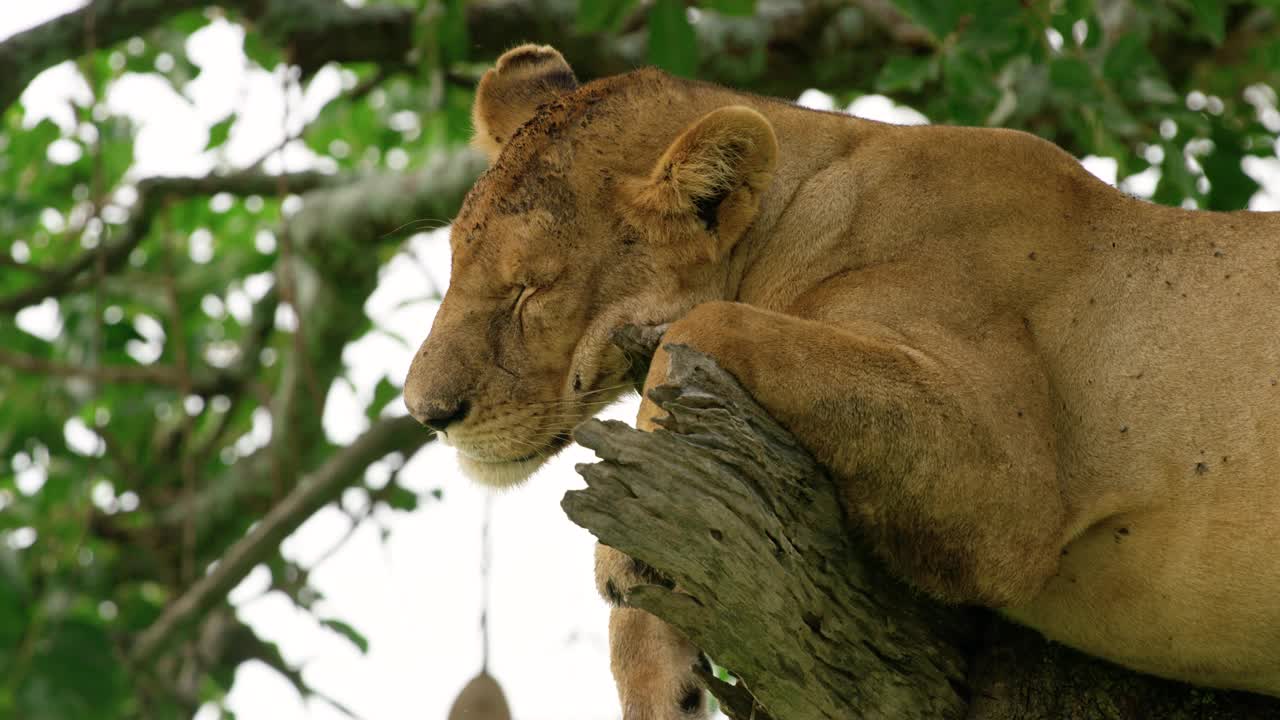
403,45 -> 777,487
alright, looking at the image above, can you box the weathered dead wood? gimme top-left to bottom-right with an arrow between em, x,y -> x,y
563,339 -> 1280,720
565,345 -> 975,719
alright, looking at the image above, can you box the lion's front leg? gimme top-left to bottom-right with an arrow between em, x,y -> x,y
646,300 -> 1067,608
596,543 -> 710,720
592,380 -> 714,720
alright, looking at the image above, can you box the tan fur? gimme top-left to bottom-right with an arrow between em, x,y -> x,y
405,46 -> 1280,716
471,45 -> 578,161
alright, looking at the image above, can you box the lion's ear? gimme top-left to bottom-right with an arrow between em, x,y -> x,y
472,45 -> 578,161
632,106 -> 778,259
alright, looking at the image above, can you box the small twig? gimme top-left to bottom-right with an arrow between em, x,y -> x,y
97,423 -> 145,488
443,69 -> 479,88
304,466 -> 425,569
272,56 -> 325,440
160,219 -> 200,586
239,65 -> 390,175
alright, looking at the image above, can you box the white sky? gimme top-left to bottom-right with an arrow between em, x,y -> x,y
5,5 -> 1280,720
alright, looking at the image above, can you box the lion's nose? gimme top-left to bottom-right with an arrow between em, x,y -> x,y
408,398 -> 471,433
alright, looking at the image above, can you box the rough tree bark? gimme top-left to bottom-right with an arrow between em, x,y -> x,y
562,337 -> 1280,720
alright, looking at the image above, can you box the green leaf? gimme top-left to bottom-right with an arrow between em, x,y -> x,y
364,377 -> 401,423
1202,121 -> 1261,211
1188,0 -> 1225,45
888,0 -> 961,41
439,0 -> 470,63
699,0 -> 755,15
1048,57 -> 1094,92
1102,33 -> 1154,80
1152,144 -> 1196,207
0,549 -> 28,667
20,619 -> 126,718
382,484 -> 419,512
876,54 -> 937,93
242,30 -> 281,68
320,618 -> 370,654
1062,0 -> 1094,19
648,0 -> 698,77
578,0 -> 638,32
204,115 -> 235,151
956,1 -> 1025,52
170,9 -> 210,35
1081,15 -> 1104,49
940,51 -> 997,124
1250,37 -> 1280,71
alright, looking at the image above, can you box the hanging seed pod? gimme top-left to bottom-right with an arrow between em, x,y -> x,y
446,671 -> 511,720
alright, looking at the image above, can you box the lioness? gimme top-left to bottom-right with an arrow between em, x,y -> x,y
404,45 -> 1280,717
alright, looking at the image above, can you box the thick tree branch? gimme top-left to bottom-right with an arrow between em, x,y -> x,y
7,0 -> 1271,167
129,414 -> 429,667
0,0 -> 896,109
566,345 -> 975,720
565,342 -> 1280,719
0,0 -> 221,115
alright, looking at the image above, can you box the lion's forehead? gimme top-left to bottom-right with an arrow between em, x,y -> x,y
456,72 -> 663,235
453,175 -> 579,263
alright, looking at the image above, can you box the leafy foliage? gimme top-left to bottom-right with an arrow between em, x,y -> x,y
0,0 -> 1275,718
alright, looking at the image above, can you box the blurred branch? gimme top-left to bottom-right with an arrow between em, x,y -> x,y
0,202 -> 154,313
0,0 -> 400,115
270,64 -> 325,484
0,285 -> 277,396
0,347 -> 185,385
140,169 -> 343,198
0,170 -> 342,313
129,413 -> 430,667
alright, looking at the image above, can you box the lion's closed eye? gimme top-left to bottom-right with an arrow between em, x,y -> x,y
513,285 -> 539,332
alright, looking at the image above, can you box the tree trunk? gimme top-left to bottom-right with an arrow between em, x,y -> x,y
561,342 -> 1280,720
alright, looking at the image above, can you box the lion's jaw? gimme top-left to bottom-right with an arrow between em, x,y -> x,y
453,445 -> 556,489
